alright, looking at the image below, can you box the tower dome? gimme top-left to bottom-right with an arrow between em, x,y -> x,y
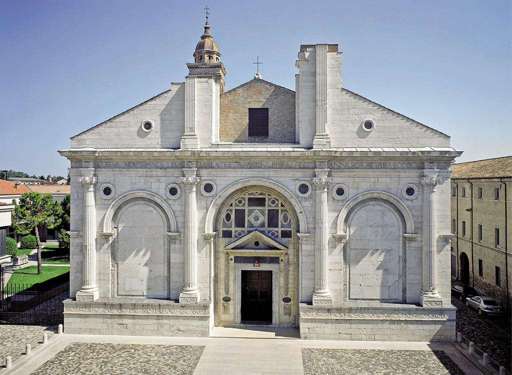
193,22 -> 221,64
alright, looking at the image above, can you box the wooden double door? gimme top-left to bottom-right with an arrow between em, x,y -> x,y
241,270 -> 272,324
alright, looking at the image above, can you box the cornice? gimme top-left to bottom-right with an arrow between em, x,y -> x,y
59,147 -> 461,163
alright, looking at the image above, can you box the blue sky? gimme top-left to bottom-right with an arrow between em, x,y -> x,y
1,0 -> 510,176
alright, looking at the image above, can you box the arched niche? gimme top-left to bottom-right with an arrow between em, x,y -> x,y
103,190 -> 178,235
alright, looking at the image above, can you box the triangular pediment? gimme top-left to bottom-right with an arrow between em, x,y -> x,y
225,231 -> 287,251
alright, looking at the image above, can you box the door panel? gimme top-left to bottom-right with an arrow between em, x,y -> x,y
241,270 -> 272,323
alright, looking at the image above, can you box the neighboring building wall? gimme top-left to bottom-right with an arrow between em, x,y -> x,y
451,178 -> 511,307
219,79 -> 296,143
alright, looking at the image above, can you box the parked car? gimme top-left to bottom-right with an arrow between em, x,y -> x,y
452,283 -> 478,300
465,296 -> 503,316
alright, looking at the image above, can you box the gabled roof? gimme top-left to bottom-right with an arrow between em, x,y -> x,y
225,231 -> 287,250
70,89 -> 172,140
0,180 -> 31,196
342,88 -> 450,138
452,156 -> 512,179
223,78 -> 295,95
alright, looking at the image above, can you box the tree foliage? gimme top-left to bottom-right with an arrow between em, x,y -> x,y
13,193 -> 63,235
12,192 -> 63,273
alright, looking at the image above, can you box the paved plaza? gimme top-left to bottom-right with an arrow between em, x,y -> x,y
0,325 -> 54,364
0,327 -> 482,375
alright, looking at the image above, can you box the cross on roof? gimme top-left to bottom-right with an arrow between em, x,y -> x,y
204,5 -> 210,24
253,56 -> 263,79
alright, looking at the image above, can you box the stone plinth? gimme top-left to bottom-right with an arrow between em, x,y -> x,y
299,303 -> 456,342
64,298 -> 210,337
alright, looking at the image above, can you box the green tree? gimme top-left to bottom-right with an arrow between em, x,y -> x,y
12,192 -> 63,274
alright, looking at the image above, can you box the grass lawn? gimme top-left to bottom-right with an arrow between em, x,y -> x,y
6,265 -> 70,290
15,248 -> 34,257
41,244 -> 70,265
42,242 -> 59,250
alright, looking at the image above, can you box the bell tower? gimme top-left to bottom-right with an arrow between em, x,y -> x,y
180,10 -> 227,149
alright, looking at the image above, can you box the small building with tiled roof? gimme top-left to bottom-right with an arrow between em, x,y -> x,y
450,156 -> 511,311
0,180 -> 31,256
28,184 -> 70,202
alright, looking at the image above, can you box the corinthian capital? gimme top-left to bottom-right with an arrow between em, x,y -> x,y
80,175 -> 96,186
179,176 -> 200,186
312,168 -> 330,190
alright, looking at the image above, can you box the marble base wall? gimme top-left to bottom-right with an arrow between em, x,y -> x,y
299,304 -> 456,342
63,299 -> 210,337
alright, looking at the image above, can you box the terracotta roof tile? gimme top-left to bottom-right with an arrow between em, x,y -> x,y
452,156 -> 512,179
28,185 -> 70,194
0,180 -> 31,195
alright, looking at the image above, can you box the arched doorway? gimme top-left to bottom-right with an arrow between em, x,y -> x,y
112,198 -> 170,299
459,252 -> 470,286
213,187 -> 299,327
346,200 -> 405,302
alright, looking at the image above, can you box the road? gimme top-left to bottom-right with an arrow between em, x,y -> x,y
453,296 -> 511,370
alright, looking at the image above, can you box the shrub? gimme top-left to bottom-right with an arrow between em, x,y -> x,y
58,229 -> 70,250
5,236 -> 17,257
20,234 -> 37,249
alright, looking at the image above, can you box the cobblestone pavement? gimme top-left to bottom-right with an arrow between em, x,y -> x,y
302,349 -> 464,375
453,296 -> 511,370
0,325 -> 55,365
31,343 -> 205,375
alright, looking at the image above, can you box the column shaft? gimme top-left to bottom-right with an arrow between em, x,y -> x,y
76,176 -> 98,302
179,169 -> 200,303
312,169 -> 332,305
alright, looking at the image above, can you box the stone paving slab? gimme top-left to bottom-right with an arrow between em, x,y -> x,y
302,348 -> 465,375
0,325 -> 55,365
30,343 -> 204,375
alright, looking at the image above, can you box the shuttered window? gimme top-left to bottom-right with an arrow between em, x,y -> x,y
248,108 -> 269,137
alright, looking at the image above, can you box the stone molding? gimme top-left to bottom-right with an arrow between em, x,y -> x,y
64,299 -> 210,317
204,177 -> 308,233
102,190 -> 178,234
299,304 -> 455,321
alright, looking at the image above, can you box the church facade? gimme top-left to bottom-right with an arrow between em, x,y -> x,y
60,21 -> 461,341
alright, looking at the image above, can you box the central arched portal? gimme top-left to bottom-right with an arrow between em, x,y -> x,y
213,186 -> 299,327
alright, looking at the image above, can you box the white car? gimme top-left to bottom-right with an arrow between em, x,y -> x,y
465,296 -> 503,316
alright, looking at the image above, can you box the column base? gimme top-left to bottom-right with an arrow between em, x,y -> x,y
312,133 -> 331,149
76,288 -> 99,302
179,290 -> 200,304
312,291 -> 333,306
420,290 -> 443,307
180,134 -> 199,149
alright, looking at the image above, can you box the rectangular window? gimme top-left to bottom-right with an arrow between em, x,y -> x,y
248,108 -> 269,137
462,221 -> 466,237
495,227 -> 500,247
478,187 -> 483,199
478,259 -> 483,277
452,219 -> 456,234
494,187 -> 500,200
462,187 -> 466,197
495,266 -> 501,287
452,186 -> 457,197
478,224 -> 483,242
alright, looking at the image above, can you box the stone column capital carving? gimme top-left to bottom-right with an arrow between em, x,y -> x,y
332,233 -> 347,245
421,170 -> 449,189
312,168 -> 330,190
80,175 -> 96,187
179,176 -> 200,186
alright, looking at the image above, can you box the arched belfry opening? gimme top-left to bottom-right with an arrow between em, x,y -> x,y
213,186 -> 299,327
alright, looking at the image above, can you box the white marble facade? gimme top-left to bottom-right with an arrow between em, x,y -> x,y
60,22 -> 461,341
